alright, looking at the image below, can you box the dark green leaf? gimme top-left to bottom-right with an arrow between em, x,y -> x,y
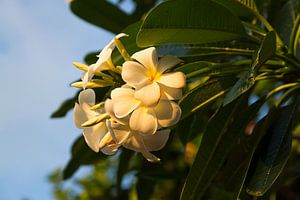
246,102 -> 297,196
136,178 -> 156,200
251,31 -> 277,70
51,92 -> 79,118
223,70 -> 255,105
212,0 -> 258,20
70,0 -> 134,33
137,0 -> 246,47
180,93 -> 262,200
63,136 -> 107,180
179,78 -> 236,119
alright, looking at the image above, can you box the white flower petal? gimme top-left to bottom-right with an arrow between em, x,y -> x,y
131,47 -> 158,72
82,67 -> 95,89
114,96 -> 141,118
111,87 -> 135,99
134,82 -> 160,106
78,89 -> 96,105
141,151 -> 161,162
83,122 -> 107,152
157,72 -> 186,88
98,131 -> 113,149
159,84 -> 182,100
130,107 -> 157,135
122,132 -> 143,151
158,56 -> 183,73
154,100 -> 181,127
101,144 -> 120,155
74,103 -> 88,128
142,129 -> 170,151
107,120 -> 131,144
121,61 -> 150,88
104,99 -> 128,124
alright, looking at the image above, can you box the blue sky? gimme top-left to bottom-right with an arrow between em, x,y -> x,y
0,0 -> 129,199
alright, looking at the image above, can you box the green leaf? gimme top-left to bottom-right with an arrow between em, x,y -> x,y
137,0 -> 246,47
63,136 -> 107,180
136,178 -> 156,200
223,70 -> 255,106
70,0 -> 134,33
246,102 -> 297,196
179,78 -> 236,119
180,93 -> 262,200
212,0 -> 258,20
251,31 -> 277,70
289,15 -> 300,56
51,92 -> 79,118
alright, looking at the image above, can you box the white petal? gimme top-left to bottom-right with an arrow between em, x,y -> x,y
142,129 -> 170,151
154,100 -> 181,127
98,131 -> 113,149
101,144 -> 120,155
122,132 -> 144,152
74,103 -> 88,128
121,61 -> 150,88
141,151 -> 161,162
158,56 -> 183,73
111,87 -> 135,99
134,82 -> 160,106
132,47 -> 158,72
96,48 -> 112,65
82,122 -> 107,152
114,96 -> 141,118
159,84 -> 182,100
79,89 -> 96,105
130,107 -> 158,135
82,67 -> 95,89
157,72 -> 186,88
107,120 -> 131,144
104,99 -> 129,124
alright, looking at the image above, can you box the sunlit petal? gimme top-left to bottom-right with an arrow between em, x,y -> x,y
122,61 -> 150,88
157,72 -> 186,88
142,129 -> 170,151
159,84 -> 182,100
104,99 -> 128,124
107,120 -> 131,144
131,47 -> 158,72
101,144 -> 120,155
74,103 -> 88,128
111,87 -> 134,99
78,89 -> 96,106
82,122 -> 107,152
134,82 -> 160,106
114,96 -> 141,118
158,56 -> 183,73
154,100 -> 181,127
130,107 -> 157,135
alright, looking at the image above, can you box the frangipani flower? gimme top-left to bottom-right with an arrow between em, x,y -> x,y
108,87 -> 181,135
74,89 -> 119,155
107,120 -> 170,162
122,47 -> 185,106
82,33 -> 127,89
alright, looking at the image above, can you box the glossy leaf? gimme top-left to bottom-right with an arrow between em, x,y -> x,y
179,78 -> 236,119
246,102 -> 297,196
137,0 -> 246,47
251,31 -> 277,70
212,0 -> 258,20
70,0 -> 134,33
117,149 -> 134,193
180,93 -> 263,200
63,136 -> 107,180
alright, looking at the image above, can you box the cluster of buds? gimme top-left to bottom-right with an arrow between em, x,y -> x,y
73,34 -> 186,162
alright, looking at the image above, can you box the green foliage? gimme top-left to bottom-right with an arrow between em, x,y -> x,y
52,0 -> 300,199
137,0 -> 246,46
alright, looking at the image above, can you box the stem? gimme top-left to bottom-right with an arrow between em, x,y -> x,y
289,15 -> 300,55
255,13 -> 284,47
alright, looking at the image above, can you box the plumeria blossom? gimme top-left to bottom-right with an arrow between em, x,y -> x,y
108,87 -> 182,135
82,33 -> 127,89
122,47 -> 185,106
74,89 -> 119,155
107,120 -> 170,162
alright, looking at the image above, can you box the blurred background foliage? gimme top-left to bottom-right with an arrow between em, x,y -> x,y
50,0 -> 300,199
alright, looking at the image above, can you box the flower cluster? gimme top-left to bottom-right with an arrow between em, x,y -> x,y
73,34 -> 185,162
